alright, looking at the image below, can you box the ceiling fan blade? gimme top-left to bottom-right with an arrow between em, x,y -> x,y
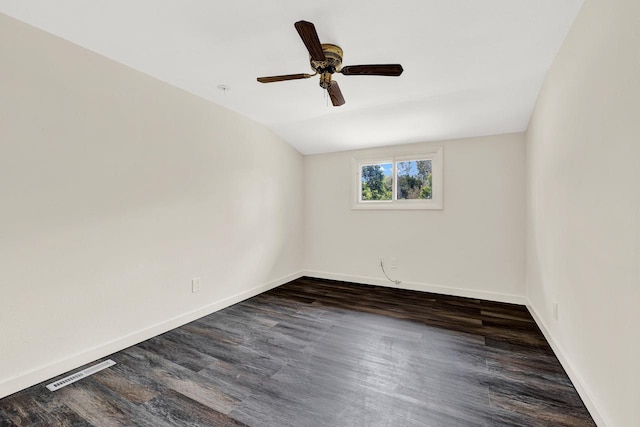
340,64 -> 404,76
294,20 -> 326,62
328,81 -> 345,106
257,73 -> 313,83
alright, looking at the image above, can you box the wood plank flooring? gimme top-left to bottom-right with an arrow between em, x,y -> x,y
0,277 -> 595,426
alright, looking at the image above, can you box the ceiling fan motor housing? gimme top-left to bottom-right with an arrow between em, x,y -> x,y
310,44 -> 343,75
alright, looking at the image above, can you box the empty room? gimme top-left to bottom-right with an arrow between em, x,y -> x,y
0,0 -> 638,426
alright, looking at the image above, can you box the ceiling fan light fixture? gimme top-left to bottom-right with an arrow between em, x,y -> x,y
319,72 -> 332,89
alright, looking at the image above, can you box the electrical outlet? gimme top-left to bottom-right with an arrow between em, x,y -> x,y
192,278 -> 201,293
390,257 -> 397,269
553,301 -> 558,320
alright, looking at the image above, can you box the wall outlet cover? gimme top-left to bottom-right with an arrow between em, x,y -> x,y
192,278 -> 201,293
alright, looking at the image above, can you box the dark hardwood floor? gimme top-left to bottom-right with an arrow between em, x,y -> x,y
0,277 -> 595,426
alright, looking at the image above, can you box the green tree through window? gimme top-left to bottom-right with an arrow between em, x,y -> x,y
361,164 -> 392,200
397,159 -> 432,199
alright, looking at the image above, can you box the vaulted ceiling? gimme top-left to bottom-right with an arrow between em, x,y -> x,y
0,0 -> 584,154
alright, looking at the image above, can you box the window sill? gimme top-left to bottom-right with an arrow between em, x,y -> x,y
351,200 -> 443,210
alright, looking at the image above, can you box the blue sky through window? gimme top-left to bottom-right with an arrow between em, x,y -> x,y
397,161 -> 419,176
380,163 -> 392,177
361,163 -> 392,182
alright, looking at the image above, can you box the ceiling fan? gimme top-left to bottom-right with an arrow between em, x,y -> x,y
257,20 -> 403,107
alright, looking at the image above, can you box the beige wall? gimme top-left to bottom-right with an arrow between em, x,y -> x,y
526,0 -> 640,425
3,1 -> 638,423
0,14 -> 304,397
304,133 -> 527,302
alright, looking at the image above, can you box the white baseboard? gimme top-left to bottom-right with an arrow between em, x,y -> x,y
0,271 -> 304,400
303,270 -> 527,305
526,304 -> 609,427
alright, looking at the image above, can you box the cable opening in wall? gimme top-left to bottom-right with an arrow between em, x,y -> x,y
380,259 -> 402,285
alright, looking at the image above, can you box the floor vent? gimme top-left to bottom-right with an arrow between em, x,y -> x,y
46,359 -> 116,391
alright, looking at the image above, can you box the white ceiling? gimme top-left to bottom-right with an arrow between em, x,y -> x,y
0,0 -> 583,154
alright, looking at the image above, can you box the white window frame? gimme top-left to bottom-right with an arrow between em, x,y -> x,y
352,146 -> 443,210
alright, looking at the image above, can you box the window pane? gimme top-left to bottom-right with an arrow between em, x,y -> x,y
361,163 -> 392,201
396,159 -> 432,200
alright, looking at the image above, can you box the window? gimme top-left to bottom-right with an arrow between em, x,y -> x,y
352,147 -> 443,210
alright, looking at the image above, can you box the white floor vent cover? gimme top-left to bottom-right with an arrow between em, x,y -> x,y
46,359 -> 116,391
